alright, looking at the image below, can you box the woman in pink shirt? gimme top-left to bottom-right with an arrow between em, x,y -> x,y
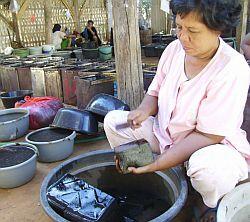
104,0 -> 250,221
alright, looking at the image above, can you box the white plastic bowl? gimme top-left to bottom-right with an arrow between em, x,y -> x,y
217,182 -> 250,222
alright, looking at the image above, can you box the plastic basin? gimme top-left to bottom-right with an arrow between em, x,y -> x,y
40,150 -> 188,222
25,127 -> 76,163
0,108 -> 29,142
0,142 -> 38,188
217,182 -> 250,222
0,90 -> 33,109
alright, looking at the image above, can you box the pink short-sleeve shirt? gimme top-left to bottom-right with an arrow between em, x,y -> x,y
147,38 -> 250,159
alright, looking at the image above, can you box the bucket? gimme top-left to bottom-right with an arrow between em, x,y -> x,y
82,48 -> 99,59
29,46 -> 43,55
99,46 -> 112,61
217,182 -> 250,222
13,48 -> 29,58
40,150 -> 188,222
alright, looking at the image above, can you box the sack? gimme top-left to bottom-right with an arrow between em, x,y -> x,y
15,96 -> 63,130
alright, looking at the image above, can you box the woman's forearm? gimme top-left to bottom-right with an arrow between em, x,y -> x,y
145,131 -> 224,172
138,94 -> 158,116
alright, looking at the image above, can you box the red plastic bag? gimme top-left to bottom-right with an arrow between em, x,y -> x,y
15,96 -> 63,130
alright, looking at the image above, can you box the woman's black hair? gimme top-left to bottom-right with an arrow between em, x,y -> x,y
52,24 -> 61,33
170,0 -> 242,32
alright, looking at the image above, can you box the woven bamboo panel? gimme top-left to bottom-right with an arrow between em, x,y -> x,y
0,0 -> 108,52
19,0 -> 46,47
52,0 -> 75,32
0,4 -> 13,52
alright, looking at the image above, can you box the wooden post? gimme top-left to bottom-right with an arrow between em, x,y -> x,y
12,12 -> 21,45
112,0 -> 144,109
236,0 -> 249,51
151,0 -> 166,34
44,0 -> 52,44
73,0 -> 81,32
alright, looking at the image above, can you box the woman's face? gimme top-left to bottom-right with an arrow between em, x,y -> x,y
176,12 -> 220,57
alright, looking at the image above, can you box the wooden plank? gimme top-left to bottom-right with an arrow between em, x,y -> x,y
44,69 -> 63,101
16,67 -> 32,90
112,0 -> 144,109
61,69 -> 78,105
30,67 -> 46,96
44,0 -> 52,44
236,0 -> 249,51
1,66 -> 20,92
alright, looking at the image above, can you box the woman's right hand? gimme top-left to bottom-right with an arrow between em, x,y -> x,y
127,109 -> 149,130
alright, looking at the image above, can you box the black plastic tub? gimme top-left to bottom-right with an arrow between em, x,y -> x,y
41,150 -> 188,222
0,90 -> 33,108
142,44 -> 158,57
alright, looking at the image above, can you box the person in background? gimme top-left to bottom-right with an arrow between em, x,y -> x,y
52,24 -> 66,50
71,30 -> 80,47
241,33 -> 250,61
81,20 -> 101,47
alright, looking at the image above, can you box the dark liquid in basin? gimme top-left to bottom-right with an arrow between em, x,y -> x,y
28,128 -> 72,142
49,166 -> 171,222
0,145 -> 35,168
0,113 -> 26,123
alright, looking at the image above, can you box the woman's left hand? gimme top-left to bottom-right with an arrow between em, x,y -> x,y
127,162 -> 156,174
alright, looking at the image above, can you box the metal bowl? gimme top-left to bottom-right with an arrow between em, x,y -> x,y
0,142 -> 38,188
0,108 -> 29,142
25,127 -> 76,163
86,93 -> 130,122
51,108 -> 98,135
0,90 -> 33,109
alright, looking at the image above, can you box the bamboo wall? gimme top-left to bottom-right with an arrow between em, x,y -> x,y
0,0 -> 108,52
0,4 -> 13,51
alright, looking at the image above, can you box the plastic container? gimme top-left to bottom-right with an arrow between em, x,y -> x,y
217,182 -> 250,222
13,48 -> 29,58
72,49 -> 83,60
0,143 -> 38,188
26,127 -> 76,163
99,46 -> 112,61
29,46 -> 43,55
0,108 -> 29,142
82,48 -> 99,59
142,44 -> 158,57
51,108 -> 98,135
0,90 -> 33,108
40,150 -> 188,222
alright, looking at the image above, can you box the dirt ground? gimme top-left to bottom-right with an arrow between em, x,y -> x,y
0,138 -> 111,222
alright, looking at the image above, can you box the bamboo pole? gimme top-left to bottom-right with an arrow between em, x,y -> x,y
17,0 -> 32,19
44,0 -> 52,44
12,12 -> 21,44
73,0 -> 81,32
